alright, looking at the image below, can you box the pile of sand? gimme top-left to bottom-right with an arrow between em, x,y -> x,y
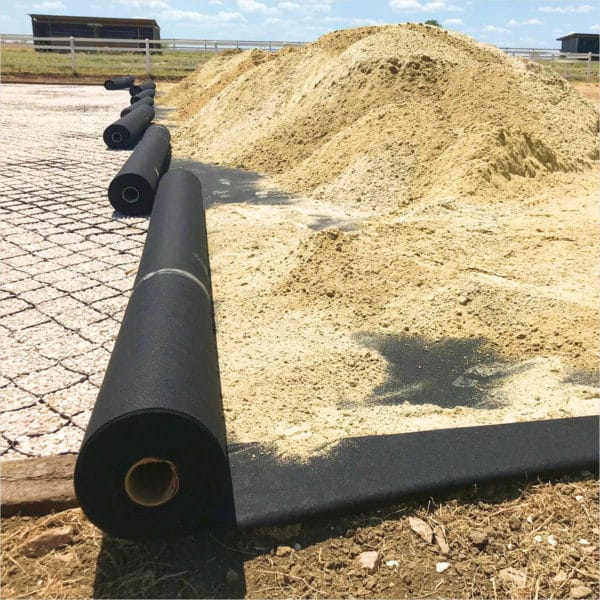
162,25 -> 599,459
165,24 -> 598,209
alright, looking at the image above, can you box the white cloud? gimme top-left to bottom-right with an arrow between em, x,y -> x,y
444,17 -> 463,25
482,24 -> 510,33
209,0 -> 224,4
237,0 -> 279,15
160,9 -> 246,24
538,5 -> 594,13
278,1 -> 330,12
32,0 -> 65,8
390,0 -> 463,12
590,24 -> 600,31
507,18 -> 543,26
114,0 -> 171,7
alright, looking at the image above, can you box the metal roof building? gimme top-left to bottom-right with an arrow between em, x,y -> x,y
30,14 -> 160,48
556,33 -> 599,55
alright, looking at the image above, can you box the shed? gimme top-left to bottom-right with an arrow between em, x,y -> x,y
556,33 -> 599,55
29,14 -> 160,49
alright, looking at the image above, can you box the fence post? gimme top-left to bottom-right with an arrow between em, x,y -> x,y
172,39 -> 176,50
69,36 -> 76,74
269,41 -> 272,52
145,38 -> 151,75
587,52 -> 592,83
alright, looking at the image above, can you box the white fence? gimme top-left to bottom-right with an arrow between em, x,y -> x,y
1,34 -> 598,81
500,47 -> 599,81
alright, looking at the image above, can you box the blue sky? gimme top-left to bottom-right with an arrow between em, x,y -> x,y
1,1 -> 599,47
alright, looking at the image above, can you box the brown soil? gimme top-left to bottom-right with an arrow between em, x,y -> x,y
571,82 -> 600,111
1,476 -> 598,599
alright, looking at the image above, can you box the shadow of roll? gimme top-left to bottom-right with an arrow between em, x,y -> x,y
75,170 -> 234,540
130,79 -> 156,96
108,125 -> 171,215
104,75 -> 134,90
120,96 -> 154,118
103,104 -> 154,150
131,89 -> 156,104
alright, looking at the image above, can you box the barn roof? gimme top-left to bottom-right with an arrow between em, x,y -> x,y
556,32 -> 598,41
29,14 -> 159,29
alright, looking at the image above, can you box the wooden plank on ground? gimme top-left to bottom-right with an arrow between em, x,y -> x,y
1,455 -> 78,517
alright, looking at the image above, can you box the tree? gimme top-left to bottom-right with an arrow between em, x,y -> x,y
424,19 -> 442,27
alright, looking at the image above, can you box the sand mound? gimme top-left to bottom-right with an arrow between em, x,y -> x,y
167,24 -> 598,208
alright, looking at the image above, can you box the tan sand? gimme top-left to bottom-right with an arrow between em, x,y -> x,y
161,25 -> 599,459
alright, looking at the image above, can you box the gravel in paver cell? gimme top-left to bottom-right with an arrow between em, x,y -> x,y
53,275 -> 98,294
36,332 -> 95,362
70,410 -> 92,430
1,277 -> 44,295
71,284 -> 119,305
44,380 -> 98,416
78,318 -> 120,345
0,298 -> 31,317
35,246 -> 73,260
1,404 -> 66,438
62,347 -> 111,375
1,346 -> 55,380
1,307 -> 50,332
3,253 -> 43,268
13,424 -> 83,456
37,296 -> 105,329
0,386 -> 39,412
18,285 -> 66,305
15,364 -> 85,397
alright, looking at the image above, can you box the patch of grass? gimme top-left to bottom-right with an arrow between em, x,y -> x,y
0,45 -> 212,79
541,57 -> 600,82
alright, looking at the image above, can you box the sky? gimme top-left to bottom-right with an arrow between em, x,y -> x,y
1,0 -> 599,47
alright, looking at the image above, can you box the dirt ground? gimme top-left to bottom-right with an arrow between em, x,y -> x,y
1,475 -> 598,599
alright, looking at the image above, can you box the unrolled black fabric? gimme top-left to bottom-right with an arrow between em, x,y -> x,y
103,104 -> 154,150
120,96 -> 154,118
75,169 -> 233,540
104,75 -> 134,90
107,125 -> 171,216
231,416 -> 599,529
131,89 -> 156,104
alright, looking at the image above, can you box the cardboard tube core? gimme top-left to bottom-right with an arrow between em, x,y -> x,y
122,186 -> 140,204
124,458 -> 179,507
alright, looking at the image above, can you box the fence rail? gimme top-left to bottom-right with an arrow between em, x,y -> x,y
1,34 -> 598,81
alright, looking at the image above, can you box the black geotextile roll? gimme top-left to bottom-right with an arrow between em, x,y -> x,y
103,104 -> 154,150
130,88 -> 156,104
130,79 -> 156,96
120,96 -> 154,118
107,125 -> 171,216
74,169 -> 233,540
104,75 -> 134,90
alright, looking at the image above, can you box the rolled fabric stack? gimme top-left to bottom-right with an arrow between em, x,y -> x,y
130,89 -> 156,104
104,75 -> 134,90
120,96 -> 154,118
103,104 -> 154,150
74,170 -> 232,540
130,79 -> 156,96
108,124 -> 171,215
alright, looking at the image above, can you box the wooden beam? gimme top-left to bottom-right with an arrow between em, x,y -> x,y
1,455 -> 78,517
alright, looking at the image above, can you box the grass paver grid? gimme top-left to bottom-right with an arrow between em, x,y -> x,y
0,84 -> 149,459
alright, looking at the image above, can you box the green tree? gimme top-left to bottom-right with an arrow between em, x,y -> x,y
424,19 -> 442,27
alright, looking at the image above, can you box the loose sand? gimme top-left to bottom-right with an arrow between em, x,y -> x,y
161,25 -> 599,459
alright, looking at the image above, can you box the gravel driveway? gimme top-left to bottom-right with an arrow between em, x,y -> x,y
1,84 -> 148,459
